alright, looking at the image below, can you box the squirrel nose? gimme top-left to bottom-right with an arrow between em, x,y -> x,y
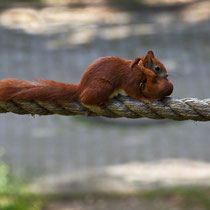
161,74 -> 168,79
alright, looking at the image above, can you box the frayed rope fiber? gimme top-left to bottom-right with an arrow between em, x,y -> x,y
0,96 -> 210,121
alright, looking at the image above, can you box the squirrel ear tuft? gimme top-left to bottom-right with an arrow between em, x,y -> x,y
143,50 -> 154,68
146,50 -> 154,58
130,57 -> 141,70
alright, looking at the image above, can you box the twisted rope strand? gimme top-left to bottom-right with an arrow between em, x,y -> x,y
0,96 -> 210,121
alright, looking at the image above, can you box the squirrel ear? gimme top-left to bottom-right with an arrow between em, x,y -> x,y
143,50 -> 154,68
146,50 -> 154,58
130,57 -> 141,70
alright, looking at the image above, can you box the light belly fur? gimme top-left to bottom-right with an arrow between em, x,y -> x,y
109,89 -> 128,99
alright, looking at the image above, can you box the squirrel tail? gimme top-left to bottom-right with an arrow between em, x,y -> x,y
0,79 -> 79,102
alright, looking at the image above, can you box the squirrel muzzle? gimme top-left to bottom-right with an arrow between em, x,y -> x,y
141,77 -> 173,100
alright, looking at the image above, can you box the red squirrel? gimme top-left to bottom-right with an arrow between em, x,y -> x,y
0,50 -> 173,106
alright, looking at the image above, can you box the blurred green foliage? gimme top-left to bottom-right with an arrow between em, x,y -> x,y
139,187 -> 210,210
1,161 -> 210,210
0,162 -> 45,210
0,163 -> 9,192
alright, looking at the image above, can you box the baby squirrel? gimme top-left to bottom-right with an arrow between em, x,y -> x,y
0,50 -> 173,106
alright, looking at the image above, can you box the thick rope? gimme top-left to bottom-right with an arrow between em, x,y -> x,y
0,96 -> 210,121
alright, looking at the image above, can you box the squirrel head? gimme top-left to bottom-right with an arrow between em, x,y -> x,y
130,50 -> 173,100
141,50 -> 173,99
142,50 -> 168,79
130,50 -> 168,79
141,77 -> 173,100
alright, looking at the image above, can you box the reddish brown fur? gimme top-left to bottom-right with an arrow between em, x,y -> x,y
0,50 -> 173,105
138,60 -> 173,100
0,79 -> 78,101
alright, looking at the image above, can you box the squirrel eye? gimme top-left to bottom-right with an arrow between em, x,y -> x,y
154,66 -> 160,71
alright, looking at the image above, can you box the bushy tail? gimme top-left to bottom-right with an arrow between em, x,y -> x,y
0,79 -> 79,101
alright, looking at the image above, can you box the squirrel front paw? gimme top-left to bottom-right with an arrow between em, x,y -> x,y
138,60 -> 155,77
